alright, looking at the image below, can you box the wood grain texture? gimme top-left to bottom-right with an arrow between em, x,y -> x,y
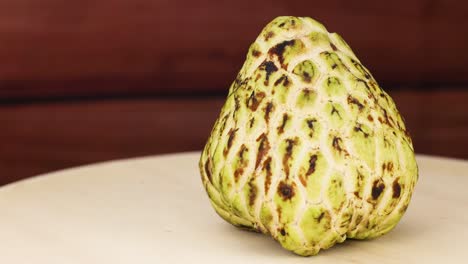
1,89 -> 468,186
0,98 -> 224,185
1,0 -> 467,100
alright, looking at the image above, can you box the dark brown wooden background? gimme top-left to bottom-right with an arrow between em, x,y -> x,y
1,0 -> 468,186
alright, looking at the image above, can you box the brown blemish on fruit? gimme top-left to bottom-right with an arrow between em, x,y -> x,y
249,117 -> 255,128
294,62 -> 314,83
388,115 -> 395,125
299,175 -> 307,187
233,75 -> 249,91
354,123 -> 369,138
399,204 -> 408,214
218,113 -> 229,137
331,105 -> 341,118
327,76 -> 340,86
283,138 -> 297,176
356,78 -> 371,91
255,133 -> 270,169
299,154 -> 318,187
404,129 -> 412,140
348,95 -> 364,110
332,136 -> 346,153
263,157 -> 272,193
369,81 -> 381,92
234,145 -> 248,182
322,51 -> 350,71
354,214 -> 363,226
252,49 -> 261,57
247,91 -> 266,111
264,102 -> 274,123
306,118 -> 316,137
321,51 -> 338,69
330,43 -> 338,51
392,178 -> 401,198
280,228 -> 286,236
255,73 -> 261,81
357,170 -> 364,183
387,162 -> 394,172
265,31 -> 275,41
277,113 -> 289,134
218,168 -> 224,187
274,74 -> 291,87
301,71 -> 312,83
367,114 -> 374,122
351,58 -> 371,79
371,179 -> 385,200
234,168 -> 244,182
306,155 -> 318,176
382,109 -> 394,128
248,178 -> 257,206
268,40 -> 295,68
276,207 -> 282,219
204,159 -> 212,183
234,96 -> 240,111
317,212 -> 325,222
383,136 -> 391,148
260,61 -> 279,85
277,181 -> 295,200
302,89 -> 313,99
224,128 -> 238,157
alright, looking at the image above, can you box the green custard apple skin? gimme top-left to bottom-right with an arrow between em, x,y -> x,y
199,16 -> 418,256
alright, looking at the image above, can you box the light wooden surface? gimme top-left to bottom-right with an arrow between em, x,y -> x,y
0,152 -> 467,263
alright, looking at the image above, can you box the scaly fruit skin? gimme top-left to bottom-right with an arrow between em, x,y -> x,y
199,16 -> 418,256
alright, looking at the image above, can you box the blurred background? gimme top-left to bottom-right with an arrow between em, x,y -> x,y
1,0 -> 468,186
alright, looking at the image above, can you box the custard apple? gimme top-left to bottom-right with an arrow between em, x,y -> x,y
199,16 -> 418,256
